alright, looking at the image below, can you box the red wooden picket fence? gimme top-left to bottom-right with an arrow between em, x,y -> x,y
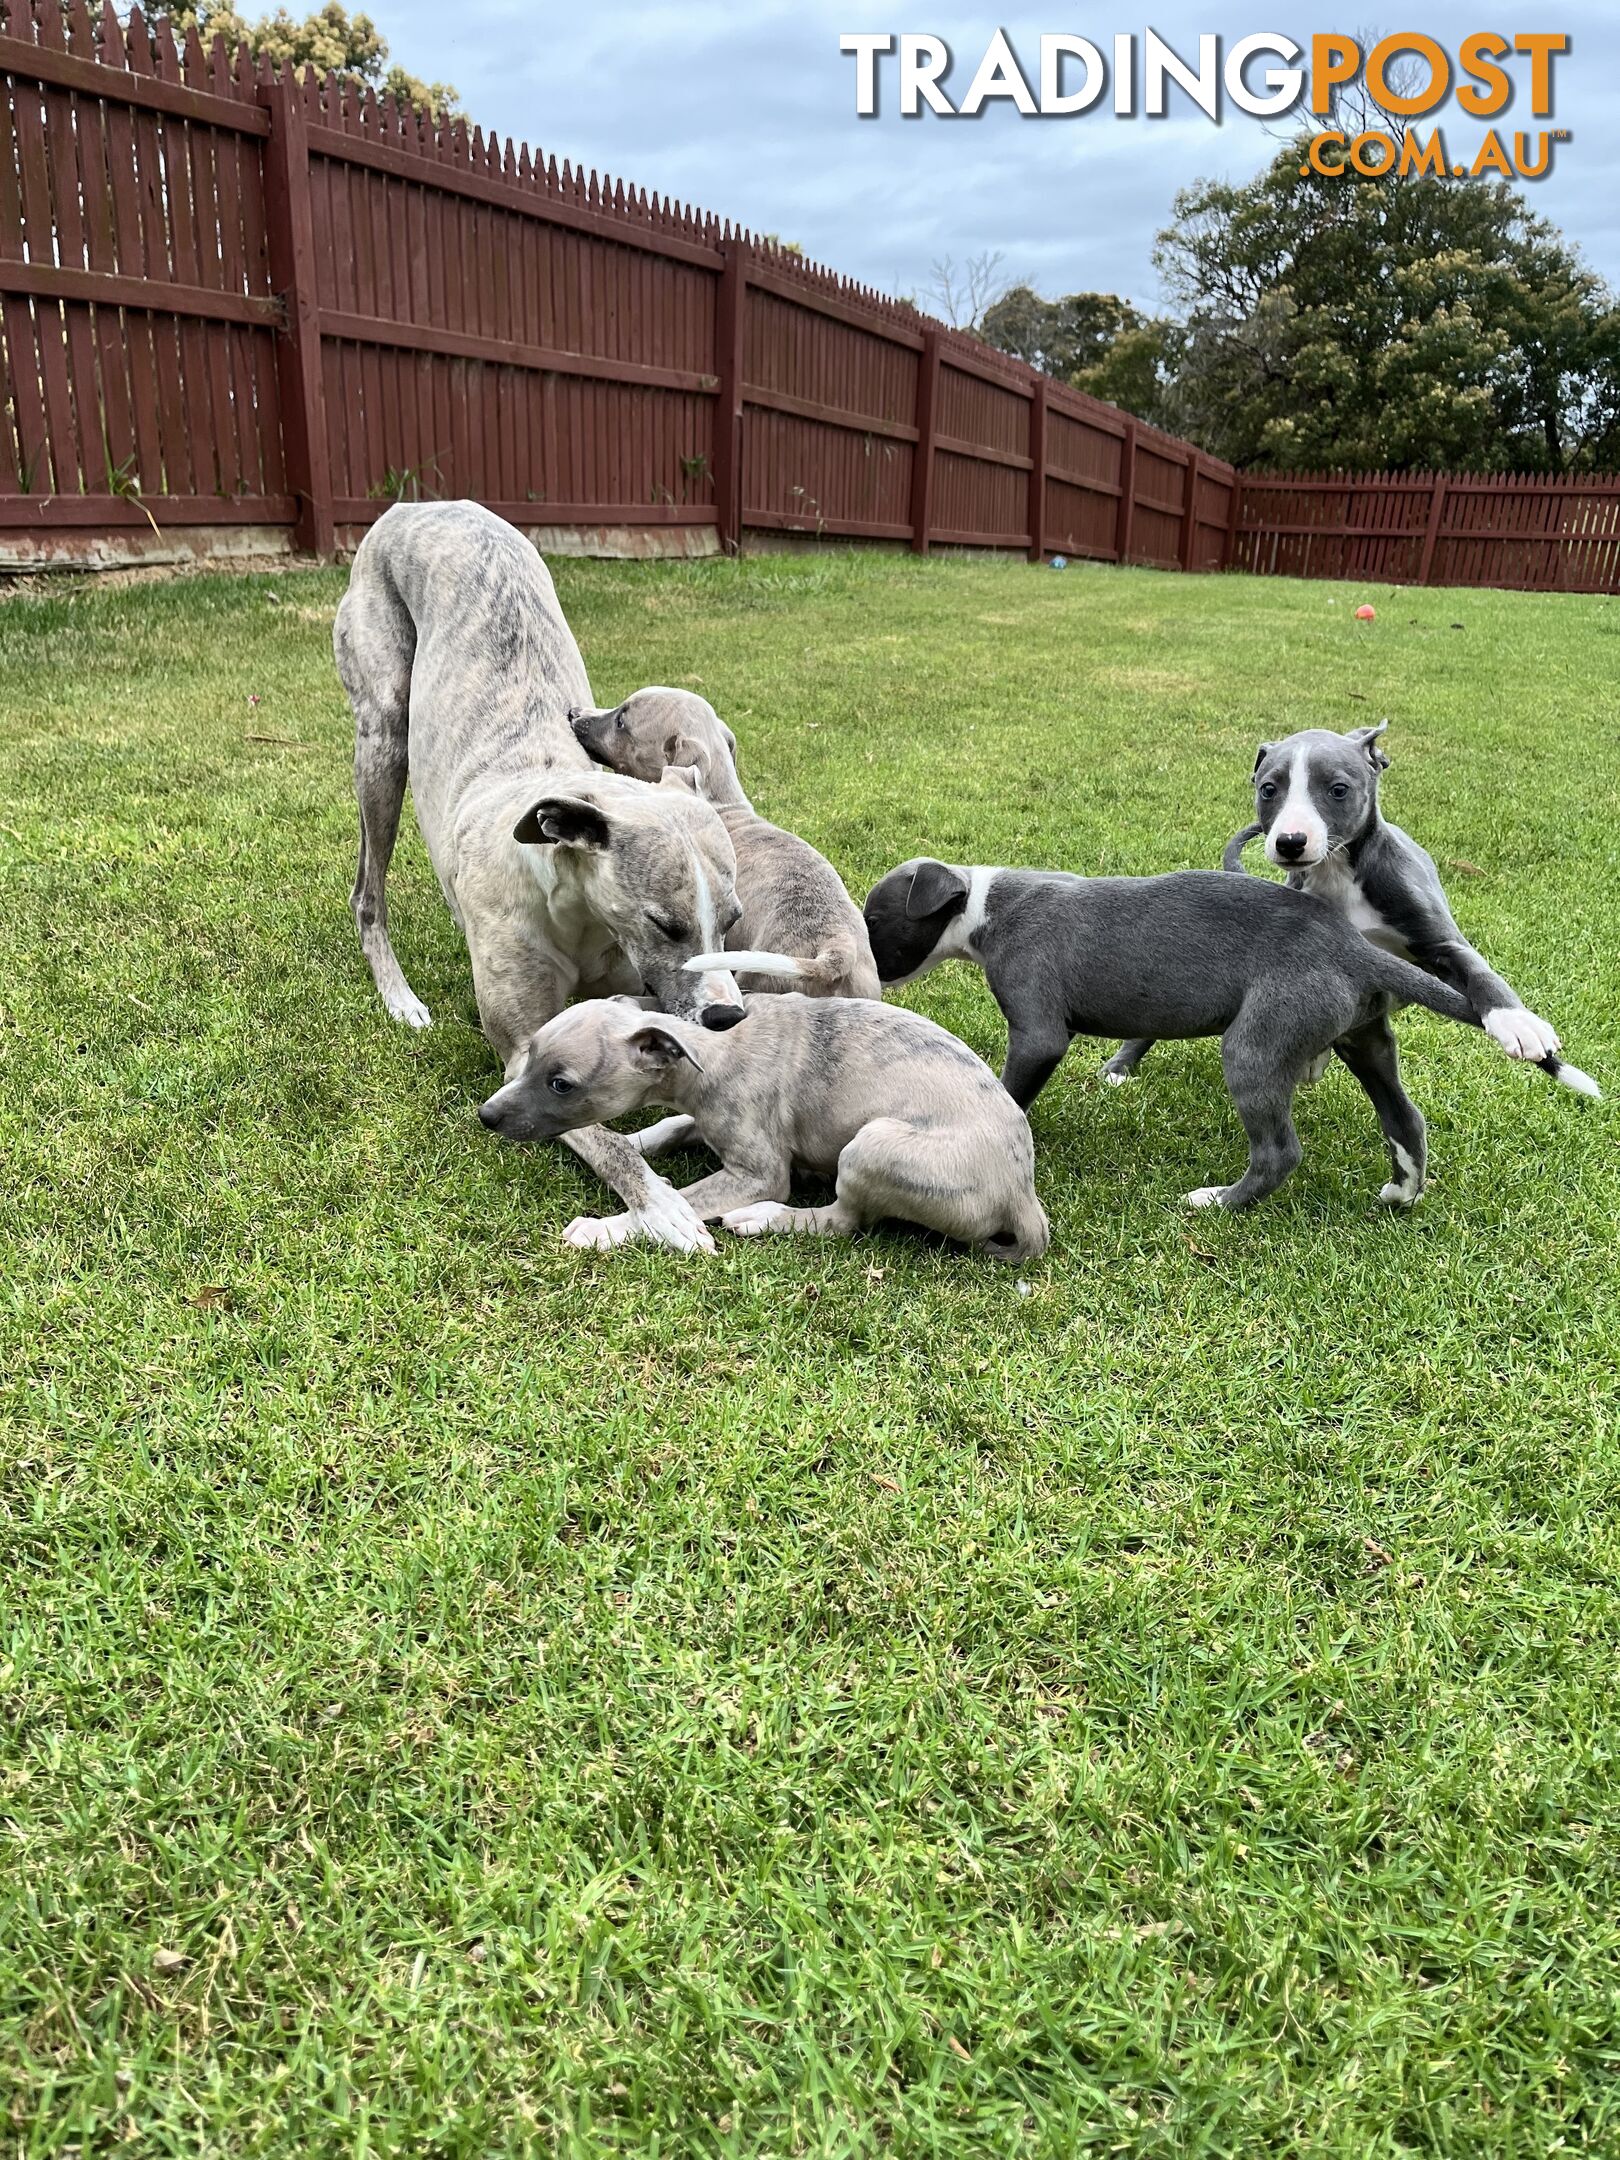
3,4 -> 1617,592
0,0 -> 1235,570
1234,471 -> 1620,595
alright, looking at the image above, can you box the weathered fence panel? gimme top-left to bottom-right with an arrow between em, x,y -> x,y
1235,472 -> 1620,595
0,1 -> 1237,569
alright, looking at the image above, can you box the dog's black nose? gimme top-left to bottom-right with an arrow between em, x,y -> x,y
478,1102 -> 501,1128
700,1003 -> 746,1032
1275,831 -> 1308,860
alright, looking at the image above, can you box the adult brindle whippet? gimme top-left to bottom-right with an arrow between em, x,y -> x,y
333,500 -> 749,1254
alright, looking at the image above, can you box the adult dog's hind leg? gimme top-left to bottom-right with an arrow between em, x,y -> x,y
335,583 -> 429,1028
1334,1015 -> 1427,1205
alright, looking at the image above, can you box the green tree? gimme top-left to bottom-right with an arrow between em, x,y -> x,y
167,0 -> 459,118
1153,146 -> 1620,472
978,286 -> 1178,428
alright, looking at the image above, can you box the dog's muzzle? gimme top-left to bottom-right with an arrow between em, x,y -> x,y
700,1003 -> 746,1031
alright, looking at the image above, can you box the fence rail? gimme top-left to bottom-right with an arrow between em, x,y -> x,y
0,0 -> 1234,568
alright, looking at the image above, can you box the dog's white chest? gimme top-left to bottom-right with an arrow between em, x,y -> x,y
1304,858 -> 1410,959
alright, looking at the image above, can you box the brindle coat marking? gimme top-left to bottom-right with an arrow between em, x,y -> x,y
333,501 -> 750,1254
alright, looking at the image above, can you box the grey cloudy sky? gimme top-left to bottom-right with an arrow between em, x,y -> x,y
381,4 -> 1617,308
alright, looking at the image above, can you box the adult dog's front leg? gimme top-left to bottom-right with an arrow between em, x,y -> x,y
559,1128 -> 717,1254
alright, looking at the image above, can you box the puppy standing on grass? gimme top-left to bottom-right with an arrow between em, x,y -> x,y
1105,722 -> 1598,1096
478,993 -> 1050,1261
864,856 -> 1558,1212
570,688 -> 881,1001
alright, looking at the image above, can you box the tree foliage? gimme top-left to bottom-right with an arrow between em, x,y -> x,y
977,150 -> 1620,474
166,0 -> 459,118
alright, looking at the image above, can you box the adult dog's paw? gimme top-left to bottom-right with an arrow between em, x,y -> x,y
386,990 -> 433,1030
1184,1185 -> 1228,1210
723,1201 -> 788,1237
1484,1007 -> 1560,1062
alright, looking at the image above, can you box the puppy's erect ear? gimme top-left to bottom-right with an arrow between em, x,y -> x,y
1349,719 -> 1391,771
905,859 -> 970,920
1252,741 -> 1274,777
513,795 -> 613,849
659,764 -> 702,795
628,1024 -> 703,1073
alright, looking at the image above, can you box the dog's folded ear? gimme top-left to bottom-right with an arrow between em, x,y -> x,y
905,859 -> 969,920
629,1024 -> 702,1073
660,730 -> 712,780
659,764 -> 703,794
514,795 -> 613,848
1349,720 -> 1391,771
1251,741 -> 1274,776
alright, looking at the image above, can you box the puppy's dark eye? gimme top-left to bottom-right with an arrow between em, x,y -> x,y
650,916 -> 689,941
1330,782 -> 1349,800
549,1074 -> 576,1096
1258,780 -> 1278,799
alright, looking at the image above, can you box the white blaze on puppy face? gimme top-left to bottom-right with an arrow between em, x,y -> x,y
1265,746 -> 1331,866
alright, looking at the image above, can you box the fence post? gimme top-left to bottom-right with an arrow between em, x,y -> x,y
1114,417 -> 1138,565
1026,377 -> 1048,564
1178,450 -> 1200,572
910,328 -> 940,554
712,241 -> 746,556
1224,467 -> 1243,571
1417,472 -> 1447,586
258,72 -> 332,558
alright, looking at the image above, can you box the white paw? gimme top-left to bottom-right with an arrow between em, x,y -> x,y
1184,1185 -> 1227,1210
636,1183 -> 716,1254
723,1201 -> 788,1237
563,1212 -> 636,1251
1378,1143 -> 1424,1207
1301,1050 -> 1332,1086
387,992 -> 432,1030
1101,1068 -> 1132,1087
1483,1007 -> 1560,1062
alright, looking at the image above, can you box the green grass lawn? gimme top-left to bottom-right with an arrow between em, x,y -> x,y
3,549 -> 1618,2157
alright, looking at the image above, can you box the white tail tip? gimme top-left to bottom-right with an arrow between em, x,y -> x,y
1556,1062 -> 1601,1099
683,948 -> 805,978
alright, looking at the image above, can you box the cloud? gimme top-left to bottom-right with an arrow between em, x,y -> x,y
383,0 -> 1617,303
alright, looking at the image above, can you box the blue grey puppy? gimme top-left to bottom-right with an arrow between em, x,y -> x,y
864,859 -> 1512,1211
1105,722 -> 1597,1097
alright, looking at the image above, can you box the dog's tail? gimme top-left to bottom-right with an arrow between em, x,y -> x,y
1370,952 -> 1601,1097
1222,823 -> 1263,874
684,945 -> 851,989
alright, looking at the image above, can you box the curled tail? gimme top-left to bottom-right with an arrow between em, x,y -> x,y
684,942 -> 854,990
1222,823 -> 1262,874
1370,952 -> 1601,1097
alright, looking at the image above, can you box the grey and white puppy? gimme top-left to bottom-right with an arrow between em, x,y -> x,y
570,687 -> 881,1000
864,857 -> 1515,1210
334,501 -> 748,1255
478,992 -> 1049,1260
1105,722 -> 1597,1096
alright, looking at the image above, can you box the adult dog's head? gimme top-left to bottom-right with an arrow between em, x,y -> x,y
514,772 -> 746,1028
1249,723 -> 1389,869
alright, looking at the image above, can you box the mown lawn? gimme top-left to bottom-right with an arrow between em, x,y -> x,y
2,547 -> 1617,2158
